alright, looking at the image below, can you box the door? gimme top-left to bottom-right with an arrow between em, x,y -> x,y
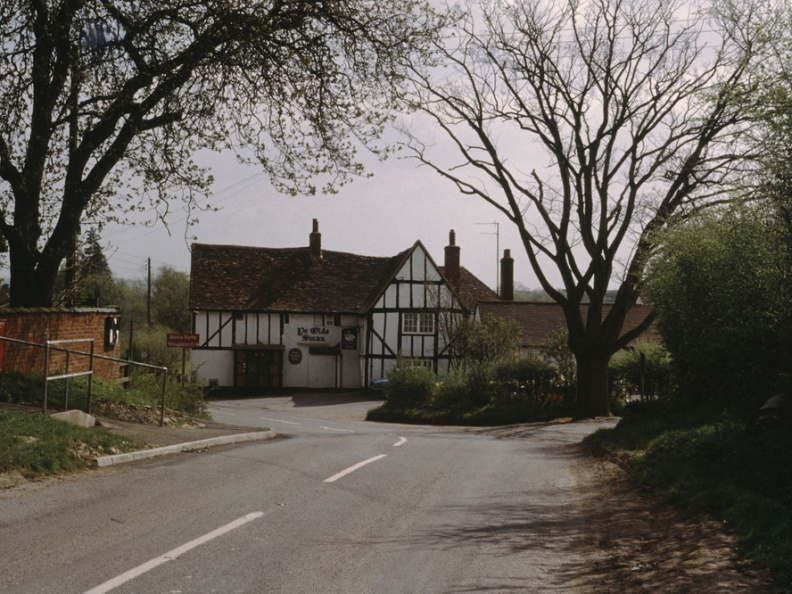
234,349 -> 282,388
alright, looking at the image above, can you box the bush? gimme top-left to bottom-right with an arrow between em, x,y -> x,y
384,364 -> 437,408
540,328 -> 577,405
432,368 -> 471,409
642,208 -> 787,413
490,356 -> 557,405
609,342 -> 674,400
449,314 -> 521,369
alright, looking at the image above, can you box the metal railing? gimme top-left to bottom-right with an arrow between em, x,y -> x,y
0,335 -> 170,426
43,338 -> 95,415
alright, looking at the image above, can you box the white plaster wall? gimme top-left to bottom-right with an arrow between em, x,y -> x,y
192,350 -> 233,386
281,314 -> 363,388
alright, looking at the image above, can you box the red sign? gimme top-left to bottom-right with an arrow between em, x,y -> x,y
167,333 -> 200,348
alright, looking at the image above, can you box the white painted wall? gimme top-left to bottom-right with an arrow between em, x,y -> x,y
192,349 -> 233,386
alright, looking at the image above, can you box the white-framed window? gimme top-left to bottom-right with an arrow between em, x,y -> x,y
402,312 -> 435,335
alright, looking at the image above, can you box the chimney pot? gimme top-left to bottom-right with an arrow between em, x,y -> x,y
309,219 -> 322,258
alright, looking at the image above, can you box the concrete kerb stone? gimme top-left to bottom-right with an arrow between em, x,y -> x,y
94,430 -> 279,467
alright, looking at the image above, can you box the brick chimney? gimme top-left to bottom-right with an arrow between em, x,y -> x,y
309,218 -> 322,258
500,249 -> 514,301
444,230 -> 460,287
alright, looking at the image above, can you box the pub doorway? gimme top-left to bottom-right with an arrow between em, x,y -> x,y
234,348 -> 283,388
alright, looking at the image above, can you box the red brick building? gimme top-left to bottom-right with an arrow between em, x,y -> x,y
0,308 -> 122,381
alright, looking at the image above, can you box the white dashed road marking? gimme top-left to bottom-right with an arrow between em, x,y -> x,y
324,455 -> 388,483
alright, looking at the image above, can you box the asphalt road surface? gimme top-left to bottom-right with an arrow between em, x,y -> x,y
0,394 -> 616,593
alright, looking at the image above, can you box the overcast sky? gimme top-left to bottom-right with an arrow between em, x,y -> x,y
100,141 -> 543,294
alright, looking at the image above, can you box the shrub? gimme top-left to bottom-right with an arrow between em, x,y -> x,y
384,364 -> 436,408
432,368 -> 472,408
609,341 -> 674,400
490,356 -> 556,405
540,328 -> 577,404
642,208 -> 787,413
449,314 -> 521,369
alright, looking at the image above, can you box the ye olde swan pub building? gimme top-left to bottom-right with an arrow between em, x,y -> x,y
189,220 -> 496,390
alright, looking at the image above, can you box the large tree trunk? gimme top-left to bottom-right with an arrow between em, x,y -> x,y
8,244 -> 61,307
574,349 -> 612,418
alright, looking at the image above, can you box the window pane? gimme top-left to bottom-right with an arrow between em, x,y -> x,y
419,313 -> 434,334
403,313 -> 418,334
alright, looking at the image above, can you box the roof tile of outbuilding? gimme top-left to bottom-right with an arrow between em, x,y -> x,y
476,301 -> 660,347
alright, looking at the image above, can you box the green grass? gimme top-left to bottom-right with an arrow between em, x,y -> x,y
583,400 -> 792,588
0,372 -> 208,482
0,372 -> 208,418
0,409 -> 141,479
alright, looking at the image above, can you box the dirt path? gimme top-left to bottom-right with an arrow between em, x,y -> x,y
567,449 -> 780,593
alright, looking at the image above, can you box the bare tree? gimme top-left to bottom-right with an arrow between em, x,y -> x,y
405,0 -> 773,416
0,0 -> 447,306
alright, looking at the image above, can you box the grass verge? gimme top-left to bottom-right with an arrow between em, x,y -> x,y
0,409 -> 141,480
0,372 -> 208,418
583,400 -> 792,589
0,372 -> 209,483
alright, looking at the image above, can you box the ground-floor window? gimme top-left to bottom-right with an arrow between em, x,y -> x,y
234,349 -> 282,388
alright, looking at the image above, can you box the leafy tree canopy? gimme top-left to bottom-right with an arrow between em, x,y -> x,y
0,0 -> 449,307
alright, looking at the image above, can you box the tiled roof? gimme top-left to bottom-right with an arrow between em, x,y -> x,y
477,301 -> 660,347
189,243 -> 409,313
439,267 -> 498,313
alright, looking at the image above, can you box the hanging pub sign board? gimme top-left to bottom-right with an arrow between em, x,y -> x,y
167,333 -> 200,348
341,327 -> 358,350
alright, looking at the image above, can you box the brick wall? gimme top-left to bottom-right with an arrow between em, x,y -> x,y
0,309 -> 122,381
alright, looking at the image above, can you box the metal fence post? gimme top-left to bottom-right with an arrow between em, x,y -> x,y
159,369 -> 168,427
43,342 -> 50,416
87,339 -> 95,415
64,351 -> 70,410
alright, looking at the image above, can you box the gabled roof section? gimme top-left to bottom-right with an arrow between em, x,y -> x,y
439,266 -> 498,313
476,301 -> 660,348
189,243 -> 409,313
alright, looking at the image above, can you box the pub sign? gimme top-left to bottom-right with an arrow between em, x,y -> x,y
341,327 -> 358,350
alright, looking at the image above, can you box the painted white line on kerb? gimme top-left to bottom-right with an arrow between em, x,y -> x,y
260,417 -> 300,426
83,512 -> 264,594
322,426 -> 354,433
324,454 -> 387,483
393,437 -> 407,447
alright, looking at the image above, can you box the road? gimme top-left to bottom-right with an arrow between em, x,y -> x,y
0,395 -> 616,593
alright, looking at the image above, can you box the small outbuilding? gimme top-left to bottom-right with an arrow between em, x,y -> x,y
0,308 -> 122,381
